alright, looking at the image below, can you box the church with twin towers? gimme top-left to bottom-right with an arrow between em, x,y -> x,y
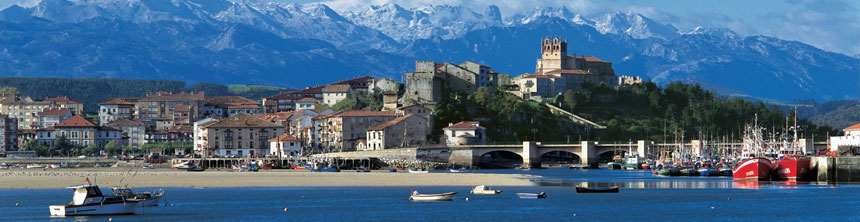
514,37 -> 622,100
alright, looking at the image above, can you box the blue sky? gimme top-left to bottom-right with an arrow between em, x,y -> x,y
1,0 -> 858,55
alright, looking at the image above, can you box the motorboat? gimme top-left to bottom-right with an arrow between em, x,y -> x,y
0,163 -> 9,169
697,167 -> 716,176
309,167 -> 340,172
142,164 -> 155,169
449,168 -> 471,173
49,184 -> 139,216
409,191 -> 456,201
49,164 -> 60,169
516,192 -> 547,199
27,164 -> 46,169
774,155 -> 811,181
172,161 -> 191,170
575,186 -> 620,193
112,186 -> 164,207
470,185 -> 501,195
733,157 -> 773,181
606,162 -> 622,170
408,168 -> 429,173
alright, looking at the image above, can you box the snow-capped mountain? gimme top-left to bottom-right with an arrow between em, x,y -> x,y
0,0 -> 857,102
343,3 -> 503,41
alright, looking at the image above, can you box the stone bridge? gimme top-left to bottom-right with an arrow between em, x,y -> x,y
426,141 -> 656,169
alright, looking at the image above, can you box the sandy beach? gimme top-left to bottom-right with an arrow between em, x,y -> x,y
0,168 -> 538,189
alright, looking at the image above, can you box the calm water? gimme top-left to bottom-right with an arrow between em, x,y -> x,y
2,168 -> 859,221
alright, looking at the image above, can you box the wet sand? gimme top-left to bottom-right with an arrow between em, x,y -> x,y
0,168 -> 538,189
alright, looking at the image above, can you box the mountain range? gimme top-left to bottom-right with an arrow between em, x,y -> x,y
0,0 -> 857,102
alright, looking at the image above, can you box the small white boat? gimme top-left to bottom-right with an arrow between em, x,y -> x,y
408,169 -> 429,173
409,191 -> 456,201
49,184 -> 139,216
172,161 -> 191,170
516,192 -> 547,199
142,164 -> 155,169
470,185 -> 501,195
112,186 -> 164,207
49,164 -> 60,169
26,164 -> 46,168
449,168 -> 471,173
0,163 -> 9,169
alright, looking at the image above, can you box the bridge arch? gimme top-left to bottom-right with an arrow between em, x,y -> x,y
538,150 -> 581,164
476,150 -> 523,169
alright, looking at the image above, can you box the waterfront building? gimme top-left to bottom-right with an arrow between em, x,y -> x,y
269,134 -> 301,157
37,115 -> 123,151
37,108 -> 72,129
0,94 -> 80,129
323,84 -> 352,106
203,96 -> 261,118
193,118 -> 218,156
145,125 -> 192,144
364,114 -> 427,150
138,92 -> 205,126
43,97 -> 85,115
98,98 -> 138,126
106,118 -> 145,149
315,110 -> 398,152
198,113 -> 285,157
0,114 -> 17,152
443,121 -> 487,146
830,122 -> 860,152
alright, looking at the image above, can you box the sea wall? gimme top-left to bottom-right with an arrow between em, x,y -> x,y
814,156 -> 860,183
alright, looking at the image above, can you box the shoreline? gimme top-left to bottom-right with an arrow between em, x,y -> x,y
0,168 -> 538,189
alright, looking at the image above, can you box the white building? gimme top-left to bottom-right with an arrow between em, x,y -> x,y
830,123 -> 860,152
443,121 -> 487,146
322,84 -> 351,106
193,118 -> 218,156
269,134 -> 301,157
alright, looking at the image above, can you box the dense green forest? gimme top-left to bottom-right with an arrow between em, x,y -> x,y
433,81 -> 839,143
0,77 -> 290,113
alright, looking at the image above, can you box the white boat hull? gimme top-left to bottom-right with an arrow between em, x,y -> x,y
409,192 -> 456,201
50,202 -> 138,216
408,170 -> 429,174
137,195 -> 162,207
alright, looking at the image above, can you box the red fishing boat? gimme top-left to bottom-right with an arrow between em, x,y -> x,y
773,155 -> 810,180
732,157 -> 773,180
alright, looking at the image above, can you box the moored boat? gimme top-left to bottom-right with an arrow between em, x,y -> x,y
732,157 -> 773,181
409,191 -> 456,201
449,168 -> 471,173
679,168 -> 700,176
606,162 -> 622,170
112,186 -> 164,207
657,167 -> 680,177
27,164 -> 46,168
575,186 -> 619,193
516,192 -> 547,199
470,185 -> 501,195
49,184 -> 139,216
309,167 -> 340,172
697,167 -> 716,176
773,155 -> 811,181
408,168 -> 429,173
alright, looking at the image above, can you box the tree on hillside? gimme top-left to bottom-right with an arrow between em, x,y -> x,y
332,98 -> 357,111
0,86 -> 17,95
563,89 -> 577,111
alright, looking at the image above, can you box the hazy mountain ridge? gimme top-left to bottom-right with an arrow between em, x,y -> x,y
0,0 -> 856,102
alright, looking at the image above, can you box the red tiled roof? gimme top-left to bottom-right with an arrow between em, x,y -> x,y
38,108 -> 70,116
444,121 -> 485,130
268,134 -> 300,142
569,55 -> 608,63
142,92 -> 204,101
336,110 -> 397,117
544,69 -> 591,75
226,104 -> 260,109
845,123 -> 860,131
205,96 -> 259,105
55,115 -> 97,128
44,96 -> 83,104
100,98 -> 134,105
520,74 -> 564,79
367,114 -> 414,131
323,84 -> 351,93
